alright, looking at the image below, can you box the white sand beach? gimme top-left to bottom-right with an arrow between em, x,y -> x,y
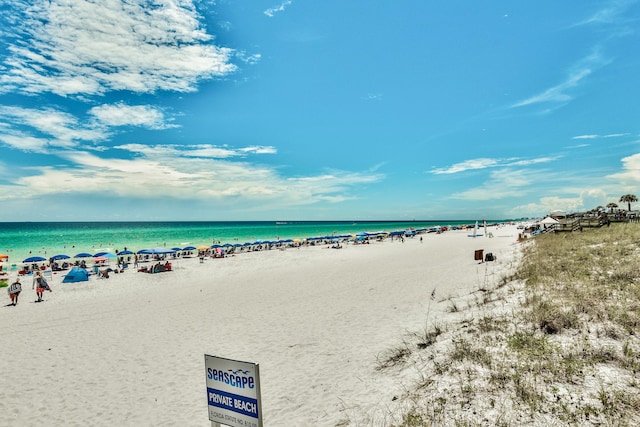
0,225 -> 521,426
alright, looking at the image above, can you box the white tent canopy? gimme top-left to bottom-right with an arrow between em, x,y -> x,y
540,216 -> 559,225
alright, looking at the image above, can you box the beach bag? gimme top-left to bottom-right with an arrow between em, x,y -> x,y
41,277 -> 51,291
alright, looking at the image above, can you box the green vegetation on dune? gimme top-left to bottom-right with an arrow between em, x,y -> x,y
363,223 -> 640,427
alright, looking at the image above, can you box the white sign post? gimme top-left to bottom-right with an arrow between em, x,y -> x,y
205,354 -> 263,427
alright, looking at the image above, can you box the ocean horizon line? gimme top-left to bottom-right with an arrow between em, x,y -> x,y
0,218 -> 516,224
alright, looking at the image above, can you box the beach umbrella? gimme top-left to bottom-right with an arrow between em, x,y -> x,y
50,254 -> 70,261
183,246 -> 197,251
23,256 -> 47,263
118,250 -> 134,255
93,256 -> 108,262
211,244 -> 222,248
137,248 -> 176,255
94,251 -> 116,258
171,247 -> 182,251
74,253 -> 93,258
0,254 -> 9,260
196,245 -> 210,250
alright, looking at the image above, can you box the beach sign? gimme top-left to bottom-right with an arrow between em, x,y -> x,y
205,354 -> 263,427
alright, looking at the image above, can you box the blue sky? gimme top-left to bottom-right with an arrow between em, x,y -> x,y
1,0 -> 639,221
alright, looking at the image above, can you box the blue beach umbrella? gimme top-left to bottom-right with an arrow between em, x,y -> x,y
94,251 -> 117,258
137,247 -> 176,255
182,246 -> 197,251
50,254 -> 70,261
171,247 -> 182,251
23,256 -> 47,263
118,250 -> 134,255
74,253 -> 93,258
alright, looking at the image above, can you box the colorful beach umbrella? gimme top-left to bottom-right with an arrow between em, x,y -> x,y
23,256 -> 47,263
0,254 -> 9,259
93,256 -> 108,262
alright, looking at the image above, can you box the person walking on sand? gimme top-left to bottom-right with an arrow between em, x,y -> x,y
33,271 -> 46,302
8,278 -> 21,306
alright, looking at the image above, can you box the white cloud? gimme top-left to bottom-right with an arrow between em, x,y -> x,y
574,1 -> 635,27
572,133 -> 629,140
236,51 -> 262,65
607,153 -> 640,185
0,105 -> 107,151
512,69 -> 592,108
264,1 -> 293,17
90,103 -> 176,130
512,49 -> 611,109
509,187 -> 610,218
431,156 -> 557,175
431,158 -> 499,175
0,148 -> 383,207
116,143 -> 277,159
449,169 -> 538,201
0,0 -> 236,96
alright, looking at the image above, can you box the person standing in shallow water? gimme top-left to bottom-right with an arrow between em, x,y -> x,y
33,271 -> 45,302
8,278 -> 21,306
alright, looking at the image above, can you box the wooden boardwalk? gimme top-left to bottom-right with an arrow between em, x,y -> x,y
554,215 -> 623,232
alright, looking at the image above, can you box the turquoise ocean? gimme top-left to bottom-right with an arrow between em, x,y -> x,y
0,220 -> 498,263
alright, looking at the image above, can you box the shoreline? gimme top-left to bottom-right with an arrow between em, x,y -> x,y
0,225 -> 521,426
0,221 -> 512,268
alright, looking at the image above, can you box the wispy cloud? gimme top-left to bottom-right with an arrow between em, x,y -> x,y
573,133 -> 629,139
0,147 -> 383,206
364,93 -> 383,101
512,47 -> 612,109
574,0 -> 637,27
449,169 -> 542,201
264,1 -> 293,18
116,143 -> 276,160
0,0 -> 236,97
431,156 -> 558,175
512,68 -> 592,108
0,106 -> 107,152
90,103 -> 177,130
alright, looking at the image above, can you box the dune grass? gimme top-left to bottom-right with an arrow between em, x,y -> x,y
370,223 -> 640,426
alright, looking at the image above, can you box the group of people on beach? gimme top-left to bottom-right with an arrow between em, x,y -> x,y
6,271 -> 51,306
